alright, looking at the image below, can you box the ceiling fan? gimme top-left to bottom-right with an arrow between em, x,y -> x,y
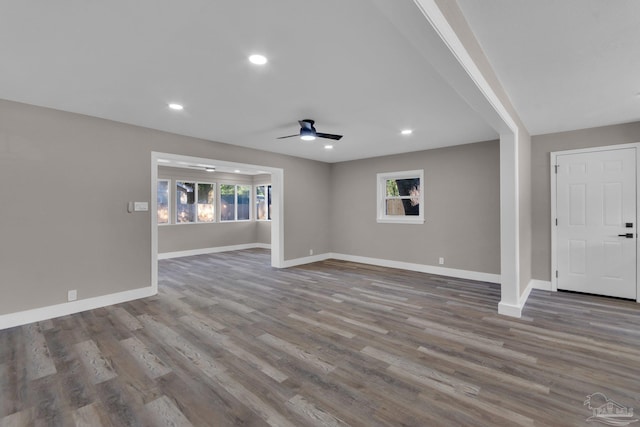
277,119 -> 343,141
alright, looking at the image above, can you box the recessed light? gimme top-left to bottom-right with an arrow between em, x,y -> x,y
168,103 -> 184,111
249,54 -> 267,65
324,144 -> 334,150
401,129 -> 413,135
234,169 -> 241,173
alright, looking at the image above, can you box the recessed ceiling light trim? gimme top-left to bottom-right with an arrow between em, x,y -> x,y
249,54 -> 268,65
168,103 -> 184,111
401,129 -> 413,135
324,144 -> 334,150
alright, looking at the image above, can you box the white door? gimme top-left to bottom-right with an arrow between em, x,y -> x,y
556,147 -> 637,299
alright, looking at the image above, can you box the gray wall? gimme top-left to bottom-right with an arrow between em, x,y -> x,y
532,121 -> 640,281
330,139 -> 500,274
157,167 -> 271,253
0,99 -> 326,315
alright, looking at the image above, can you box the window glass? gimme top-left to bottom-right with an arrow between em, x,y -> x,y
268,185 -> 272,220
157,180 -> 169,224
256,185 -> 267,220
220,184 -> 236,221
237,185 -> 251,220
197,183 -> 215,222
176,181 -> 196,223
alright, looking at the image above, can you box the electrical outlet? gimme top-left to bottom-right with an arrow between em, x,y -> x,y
438,257 -> 444,265
68,290 -> 78,302
309,249 -> 314,256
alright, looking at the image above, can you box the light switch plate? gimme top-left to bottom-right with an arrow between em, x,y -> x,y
134,202 -> 149,212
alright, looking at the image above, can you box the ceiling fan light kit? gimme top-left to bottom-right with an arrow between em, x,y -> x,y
277,119 -> 343,142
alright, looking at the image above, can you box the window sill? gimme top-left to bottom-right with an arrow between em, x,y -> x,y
377,218 -> 425,225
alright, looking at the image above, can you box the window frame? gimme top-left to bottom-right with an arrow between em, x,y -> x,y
175,180 -> 218,225
376,169 -> 425,224
255,184 -> 272,222
219,183 -> 252,222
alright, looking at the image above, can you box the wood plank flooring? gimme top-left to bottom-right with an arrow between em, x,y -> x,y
1,249 -> 639,426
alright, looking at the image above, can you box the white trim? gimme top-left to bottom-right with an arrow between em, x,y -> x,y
413,0 -> 518,134
280,252 -> 500,283
499,134 -> 521,313
152,152 -> 284,272
413,0 -> 522,316
376,169 -> 425,224
330,253 -> 500,283
497,278 -> 541,318
550,151 -> 558,292
550,143 -> 640,300
159,243 -> 271,260
282,253 -> 332,268
497,301 -> 523,318
151,154 -> 159,296
0,286 -> 156,330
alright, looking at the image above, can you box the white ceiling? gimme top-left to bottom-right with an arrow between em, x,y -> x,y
1,2 -> 637,163
457,0 -> 640,136
0,0 -> 497,163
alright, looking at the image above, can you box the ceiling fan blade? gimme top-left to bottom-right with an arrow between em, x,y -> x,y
276,134 -> 300,139
316,132 -> 343,140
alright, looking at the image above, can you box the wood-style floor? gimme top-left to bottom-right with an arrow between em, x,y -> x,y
1,249 -> 639,426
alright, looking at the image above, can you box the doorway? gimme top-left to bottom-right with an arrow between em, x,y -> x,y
150,152 -> 284,293
551,144 -> 639,300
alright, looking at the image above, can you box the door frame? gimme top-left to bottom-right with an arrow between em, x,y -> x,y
150,152 -> 285,296
550,142 -> 640,302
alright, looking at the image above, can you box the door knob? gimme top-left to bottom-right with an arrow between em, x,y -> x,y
618,233 -> 634,238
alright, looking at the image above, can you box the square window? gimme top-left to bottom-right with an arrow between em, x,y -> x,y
377,170 -> 424,224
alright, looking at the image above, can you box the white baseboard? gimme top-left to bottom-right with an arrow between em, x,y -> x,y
1,249 -> 507,330
498,300 -> 523,318
498,279 -> 551,318
159,243 -> 271,259
498,280 -> 532,318
0,286 -> 157,331
282,253 -> 332,268
329,253 -> 500,284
